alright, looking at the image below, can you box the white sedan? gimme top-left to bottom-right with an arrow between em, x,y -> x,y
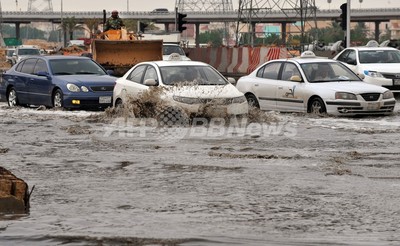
113,60 -> 248,119
333,47 -> 400,92
236,52 -> 396,116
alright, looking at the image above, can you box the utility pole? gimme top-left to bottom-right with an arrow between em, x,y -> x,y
0,0 -> 5,47
346,0 -> 350,48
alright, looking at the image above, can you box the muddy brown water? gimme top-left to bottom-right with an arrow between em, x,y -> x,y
1,100 -> 400,246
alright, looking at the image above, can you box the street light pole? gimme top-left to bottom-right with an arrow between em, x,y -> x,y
61,0 -> 64,46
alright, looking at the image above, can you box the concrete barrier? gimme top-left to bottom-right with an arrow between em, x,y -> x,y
187,46 -> 289,76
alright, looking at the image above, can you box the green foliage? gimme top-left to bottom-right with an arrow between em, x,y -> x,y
254,33 -> 283,46
351,22 -> 370,45
59,17 -> 85,40
123,19 -> 160,33
307,21 -> 371,46
1,24 -> 47,40
198,29 -> 224,47
307,21 -> 344,44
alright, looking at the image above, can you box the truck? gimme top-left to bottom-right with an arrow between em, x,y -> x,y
91,29 -> 163,77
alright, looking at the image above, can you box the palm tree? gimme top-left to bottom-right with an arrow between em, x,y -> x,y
59,17 -> 85,45
84,18 -> 101,38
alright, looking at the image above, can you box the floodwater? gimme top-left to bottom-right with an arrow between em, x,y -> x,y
1,100 -> 400,246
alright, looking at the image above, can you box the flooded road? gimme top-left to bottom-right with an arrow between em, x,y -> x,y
1,101 -> 400,246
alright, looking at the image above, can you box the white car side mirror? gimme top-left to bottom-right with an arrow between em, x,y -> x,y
227,77 -> 236,85
144,78 -> 158,86
290,75 -> 302,82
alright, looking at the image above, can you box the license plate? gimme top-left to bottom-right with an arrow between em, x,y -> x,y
99,96 -> 111,104
393,79 -> 400,85
367,102 -> 379,110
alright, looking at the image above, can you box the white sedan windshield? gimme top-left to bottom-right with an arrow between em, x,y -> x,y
358,50 -> 400,64
160,66 -> 228,86
301,62 -> 361,83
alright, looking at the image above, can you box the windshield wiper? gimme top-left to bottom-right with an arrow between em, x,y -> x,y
75,72 -> 98,75
53,72 -> 72,75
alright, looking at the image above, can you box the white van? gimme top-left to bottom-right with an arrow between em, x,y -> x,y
13,45 -> 41,64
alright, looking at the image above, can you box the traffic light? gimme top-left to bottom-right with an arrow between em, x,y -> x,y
340,3 -> 347,30
177,12 -> 187,33
139,22 -> 148,33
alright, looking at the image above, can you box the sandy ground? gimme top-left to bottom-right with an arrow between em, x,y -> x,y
1,101 -> 400,245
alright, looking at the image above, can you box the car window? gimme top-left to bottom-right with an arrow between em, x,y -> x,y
160,65 -> 227,86
143,66 -> 158,82
336,49 -> 351,62
281,62 -> 302,81
301,62 -> 361,83
33,59 -> 48,74
359,50 -> 400,63
127,65 -> 146,84
17,48 -> 40,56
358,51 -> 379,63
257,62 -> 281,79
346,50 -> 357,63
49,59 -> 107,75
15,60 -> 26,72
20,58 -> 37,74
6,50 -> 15,56
163,45 -> 185,56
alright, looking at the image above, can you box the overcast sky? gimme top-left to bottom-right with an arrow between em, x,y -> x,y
2,0 -> 400,12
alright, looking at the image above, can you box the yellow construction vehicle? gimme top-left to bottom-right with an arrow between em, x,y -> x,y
91,29 -> 163,76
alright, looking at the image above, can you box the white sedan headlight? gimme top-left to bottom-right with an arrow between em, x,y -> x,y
383,90 -> 394,99
67,83 -> 80,92
335,92 -> 357,100
364,70 -> 384,78
231,95 -> 247,104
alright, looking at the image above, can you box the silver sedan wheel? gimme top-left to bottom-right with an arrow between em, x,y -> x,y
7,88 -> 18,107
53,90 -> 63,108
310,98 -> 326,114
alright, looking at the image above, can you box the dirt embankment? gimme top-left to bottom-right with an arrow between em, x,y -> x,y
0,166 -> 31,214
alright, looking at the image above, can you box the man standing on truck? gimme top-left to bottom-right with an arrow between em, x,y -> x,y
104,10 -> 125,32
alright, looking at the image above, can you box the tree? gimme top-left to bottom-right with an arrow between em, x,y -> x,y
307,21 -> 344,45
198,29 -> 224,47
83,18 -> 101,38
307,21 -> 371,47
122,19 -> 159,33
351,22 -> 370,45
1,24 -> 46,40
59,17 -> 85,43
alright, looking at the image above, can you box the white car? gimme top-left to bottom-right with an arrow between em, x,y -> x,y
333,47 -> 400,92
162,43 -> 191,61
13,45 -> 41,64
236,52 -> 396,116
113,60 -> 248,118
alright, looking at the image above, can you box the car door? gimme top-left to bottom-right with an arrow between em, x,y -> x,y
121,65 -> 151,100
275,62 -> 305,112
12,59 -> 36,105
252,62 -> 283,111
29,58 -> 53,106
336,49 -> 358,73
